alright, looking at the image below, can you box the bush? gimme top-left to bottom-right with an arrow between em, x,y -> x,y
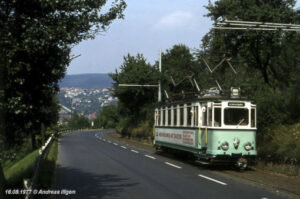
131,121 -> 153,139
259,123 -> 300,164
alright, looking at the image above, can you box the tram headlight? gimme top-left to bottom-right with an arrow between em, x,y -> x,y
244,142 -> 252,151
221,141 -> 229,151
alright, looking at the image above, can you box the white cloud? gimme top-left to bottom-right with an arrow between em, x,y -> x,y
153,11 -> 194,30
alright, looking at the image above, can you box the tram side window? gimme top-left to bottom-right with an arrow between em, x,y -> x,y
174,107 -> 177,126
168,108 -> 171,126
187,106 -> 192,126
208,107 -> 212,126
194,106 -> 198,127
214,108 -> 221,127
180,105 -> 184,126
251,108 -> 256,128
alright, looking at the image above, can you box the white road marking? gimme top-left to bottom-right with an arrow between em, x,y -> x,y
131,149 -> 139,153
165,162 -> 182,169
145,155 -> 156,160
121,146 -> 127,149
198,174 -> 227,186
107,141 -> 111,143
103,139 -> 106,141
113,143 -> 118,146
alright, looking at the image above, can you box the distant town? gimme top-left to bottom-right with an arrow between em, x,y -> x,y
58,87 -> 118,121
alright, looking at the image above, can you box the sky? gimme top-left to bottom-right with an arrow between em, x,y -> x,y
67,0 -> 212,74
67,0 -> 300,75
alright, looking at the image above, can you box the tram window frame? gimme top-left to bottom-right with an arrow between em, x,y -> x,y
155,110 -> 158,126
162,109 -> 165,126
187,104 -> 192,126
159,108 -> 162,126
214,107 -> 222,127
202,105 -> 207,126
194,106 -> 199,127
224,108 -> 249,126
167,107 -> 171,126
180,105 -> 184,126
173,106 -> 177,126
251,108 -> 256,128
208,107 -> 212,126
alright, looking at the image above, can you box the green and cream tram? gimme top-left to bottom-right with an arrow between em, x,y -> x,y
153,88 -> 257,169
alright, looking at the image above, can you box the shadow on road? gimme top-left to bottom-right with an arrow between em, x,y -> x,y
55,165 -> 138,199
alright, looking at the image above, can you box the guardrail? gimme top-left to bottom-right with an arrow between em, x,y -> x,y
24,128 -> 94,199
24,134 -> 54,199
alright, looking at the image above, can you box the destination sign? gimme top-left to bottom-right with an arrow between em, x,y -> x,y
228,102 -> 245,107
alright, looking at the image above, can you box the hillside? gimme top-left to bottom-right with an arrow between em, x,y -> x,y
59,73 -> 113,89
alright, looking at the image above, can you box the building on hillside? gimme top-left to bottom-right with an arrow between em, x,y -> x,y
87,112 -> 96,120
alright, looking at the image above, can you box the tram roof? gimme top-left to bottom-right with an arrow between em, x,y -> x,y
156,95 -> 255,108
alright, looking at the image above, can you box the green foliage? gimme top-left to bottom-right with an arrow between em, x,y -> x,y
203,0 -> 300,87
161,44 -> 199,95
63,112 -> 91,129
0,0 -> 126,146
94,105 -> 119,129
110,54 -> 159,115
110,54 -> 159,137
259,123 -> 300,163
131,121 -> 153,139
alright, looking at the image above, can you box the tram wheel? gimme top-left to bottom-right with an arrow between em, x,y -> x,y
236,158 -> 248,171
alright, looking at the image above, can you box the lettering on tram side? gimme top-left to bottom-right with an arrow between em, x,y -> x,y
157,129 -> 195,146
183,131 -> 194,145
159,132 -> 182,139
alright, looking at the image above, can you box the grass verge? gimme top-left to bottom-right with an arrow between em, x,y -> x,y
4,149 -> 39,188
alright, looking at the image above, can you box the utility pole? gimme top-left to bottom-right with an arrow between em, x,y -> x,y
158,49 -> 162,102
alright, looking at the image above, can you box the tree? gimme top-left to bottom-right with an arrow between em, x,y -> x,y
203,0 -> 300,88
0,41 -> 6,199
110,54 -> 159,136
66,112 -> 91,129
0,0 -> 126,147
110,54 -> 159,120
94,105 -> 119,129
161,44 -> 199,96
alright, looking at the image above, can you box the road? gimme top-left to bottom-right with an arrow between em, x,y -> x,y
55,130 -> 291,199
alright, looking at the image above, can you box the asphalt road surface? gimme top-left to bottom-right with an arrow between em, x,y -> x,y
55,130 -> 292,199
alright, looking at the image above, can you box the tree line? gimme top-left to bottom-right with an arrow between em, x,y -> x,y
0,0 -> 126,196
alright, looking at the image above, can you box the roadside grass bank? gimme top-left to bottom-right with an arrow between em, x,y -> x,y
255,161 -> 300,177
4,149 -> 39,189
2,137 -> 58,199
103,131 -> 300,196
2,137 -> 35,170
